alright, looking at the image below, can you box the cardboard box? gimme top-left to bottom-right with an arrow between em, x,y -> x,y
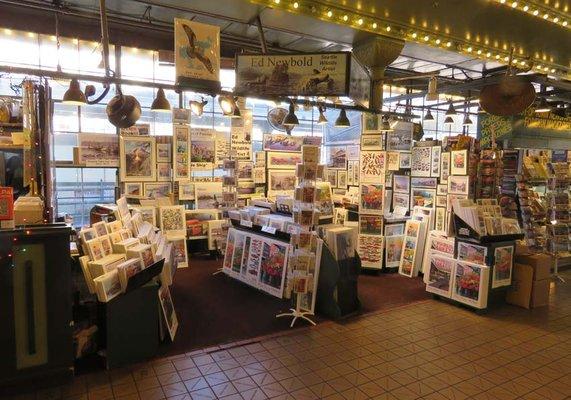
514,254 -> 552,281
531,279 -> 550,308
506,263 -> 533,309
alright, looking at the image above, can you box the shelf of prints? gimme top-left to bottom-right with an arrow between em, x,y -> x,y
498,149 -> 519,219
545,163 -> 571,257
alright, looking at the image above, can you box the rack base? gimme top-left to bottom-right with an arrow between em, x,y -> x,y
276,308 -> 316,328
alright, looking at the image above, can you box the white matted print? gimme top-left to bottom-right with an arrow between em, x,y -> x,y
268,169 -> 297,194
195,182 -> 223,209
267,151 -> 302,169
157,163 -> 172,181
457,241 -> 488,265
173,124 -> 190,180
399,152 -> 411,169
411,188 -> 436,208
359,184 -> 384,215
452,261 -> 490,308
178,182 -> 195,200
431,146 -> 441,177
124,182 -> 142,198
156,142 -> 171,163
448,175 -> 470,195
360,151 -> 386,183
159,206 -> 186,234
358,235 -> 384,269
440,152 -> 450,183
120,135 -> 156,182
387,152 -> 400,171
385,235 -> 404,268
190,131 -> 216,170
393,175 -> 410,193
411,146 -> 432,177
78,133 -> 119,166
425,254 -> 455,298
328,146 -> 347,169
158,285 -> 179,341
362,113 -> 380,133
144,182 -> 172,198
361,134 -> 384,151
387,121 -> 413,151
451,149 -> 468,175
492,245 -> 514,289
393,192 -> 410,210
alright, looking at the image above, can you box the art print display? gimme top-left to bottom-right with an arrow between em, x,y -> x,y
263,133 -> 303,152
120,136 -> 156,182
411,188 -> 436,208
230,111 -> 253,161
267,151 -> 302,169
158,285 -> 179,341
156,142 -> 171,163
173,125 -> 190,180
451,149 -> 468,175
440,152 -> 450,183
253,167 -> 266,184
359,214 -> 383,235
314,182 -> 334,218
387,121 -> 413,151
359,184 -> 384,215
259,239 -> 289,298
387,152 -> 400,171
411,177 -> 438,188
393,192 -> 410,210
425,254 -> 455,297
86,238 -> 105,261
190,131 -> 216,170
236,161 -> 254,180
174,18 -> 220,84
268,170 -> 296,194
385,223 -> 405,236
361,134 -> 383,150
327,146 -> 347,169
144,182 -> 171,198
325,169 -> 338,188
135,206 -> 156,227
178,182 -> 195,200
448,175 -> 470,195
94,270 -> 122,303
431,146 -> 441,177
157,162 -> 172,181
411,146 -> 432,177
337,170 -> 347,188
195,182 -> 223,209
124,182 -> 142,198
78,133 -> 119,166
159,206 -> 186,234
399,152 -> 411,169
358,235 -> 383,269
457,242 -> 488,265
492,245 -> 514,288
385,235 -> 404,268
362,113 -> 380,133
360,151 -> 386,183
452,261 -> 490,308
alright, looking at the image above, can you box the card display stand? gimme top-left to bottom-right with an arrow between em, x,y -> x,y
97,281 -> 159,369
453,213 -> 524,243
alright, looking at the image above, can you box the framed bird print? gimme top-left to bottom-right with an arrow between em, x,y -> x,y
119,136 -> 156,182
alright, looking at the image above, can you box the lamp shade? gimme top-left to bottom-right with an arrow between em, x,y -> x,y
317,106 -> 328,125
150,88 -> 171,112
219,96 -> 236,115
190,99 -> 207,116
283,102 -> 299,126
423,109 -> 434,121
445,101 -> 457,116
63,78 -> 87,105
334,109 -> 350,127
443,115 -> 454,125
462,114 -> 473,126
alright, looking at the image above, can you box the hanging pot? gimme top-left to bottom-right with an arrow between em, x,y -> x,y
106,94 -> 141,128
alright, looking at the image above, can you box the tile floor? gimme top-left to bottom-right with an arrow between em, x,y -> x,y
14,272 -> 571,400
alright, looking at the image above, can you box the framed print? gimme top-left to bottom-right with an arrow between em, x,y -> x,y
347,162 -> 354,186
258,237 -> 290,298
124,182 -> 142,198
448,175 -> 470,195
437,184 -> 448,196
159,205 -> 186,234
327,146 -> 347,169
134,206 -> 156,227
387,121 -> 413,151
156,142 -> 171,163
457,241 -> 488,265
172,107 -> 190,124
360,151 -> 386,183
190,131 -> 216,170
158,285 -> 179,341
120,135 -> 156,182
361,135 -> 384,150
385,235 -> 404,268
451,149 -> 468,175
393,192 -> 410,210
411,188 -> 436,208
268,170 -> 296,195
411,177 -> 438,188
253,167 -> 266,184
178,182 -> 195,200
144,182 -> 172,198
435,207 -> 446,231
436,196 -> 447,208
325,169 -> 338,188
425,254 -> 455,298
362,113 -> 380,133
360,184 -> 384,215
237,161 -> 254,181
399,152 -> 411,169
440,152 -> 450,183
385,223 -> 405,236
157,162 -> 172,181
431,146 -> 441,177
359,214 -> 384,236
393,175 -> 410,193
337,170 -> 347,188
78,133 -> 119,167
346,145 -> 360,160
237,182 -> 256,196
492,245 -> 514,288
173,124 -> 190,180
452,261 -> 490,308
358,235 -> 384,269
195,182 -> 224,209
387,152 -> 400,171
411,146 -> 432,177
267,151 -> 302,169
263,133 -> 303,152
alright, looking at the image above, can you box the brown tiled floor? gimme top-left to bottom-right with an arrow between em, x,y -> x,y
13,272 -> 571,400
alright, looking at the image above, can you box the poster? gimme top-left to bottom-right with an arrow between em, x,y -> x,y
174,18 -> 220,84
190,129 -> 216,170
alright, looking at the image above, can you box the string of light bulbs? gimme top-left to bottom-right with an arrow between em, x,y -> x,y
494,0 -> 569,29
254,0 -> 569,77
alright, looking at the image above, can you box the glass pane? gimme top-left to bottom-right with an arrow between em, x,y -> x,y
0,29 -> 39,67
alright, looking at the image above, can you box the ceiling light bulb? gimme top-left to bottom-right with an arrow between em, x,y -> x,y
500,0 -> 506,3
327,10 -> 333,17
553,17 -> 559,22
523,5 -> 529,10
189,98 -> 208,116
467,46 -> 473,52
495,54 -> 501,59
412,32 -> 418,38
435,39 -> 441,44
486,52 -> 492,57
477,49 -> 482,55
274,0 -> 280,4
219,96 -> 236,116
424,35 -> 429,41
386,25 -> 391,31
293,1 -> 299,8
543,13 -> 549,18
550,68 -> 556,73
563,21 -> 568,26
343,14 -> 348,21
512,1 -> 518,7
446,41 -> 452,47
357,18 -> 363,25
372,22 -> 378,28
533,9 -> 539,15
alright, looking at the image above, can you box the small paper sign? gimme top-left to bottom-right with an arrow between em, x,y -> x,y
261,225 -> 277,235
240,220 -> 253,228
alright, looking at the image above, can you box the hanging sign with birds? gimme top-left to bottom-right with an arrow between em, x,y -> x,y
174,18 -> 220,86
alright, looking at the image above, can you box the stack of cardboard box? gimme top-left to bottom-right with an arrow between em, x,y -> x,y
507,253 -> 552,308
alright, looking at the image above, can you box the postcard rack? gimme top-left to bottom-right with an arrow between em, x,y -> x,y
453,213 -> 524,244
229,217 -> 292,242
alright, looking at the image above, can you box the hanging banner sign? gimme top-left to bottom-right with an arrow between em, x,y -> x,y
235,52 -> 370,108
174,18 -> 221,93
231,110 -> 253,161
